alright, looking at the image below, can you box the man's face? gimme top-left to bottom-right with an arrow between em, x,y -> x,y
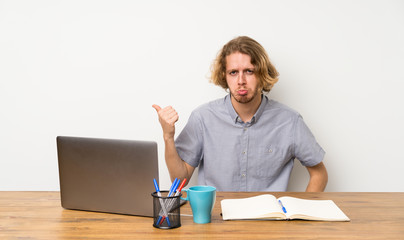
225,52 -> 260,104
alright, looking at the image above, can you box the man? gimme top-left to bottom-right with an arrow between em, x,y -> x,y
153,36 -> 328,192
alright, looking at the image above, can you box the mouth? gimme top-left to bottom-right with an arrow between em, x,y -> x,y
237,89 -> 248,96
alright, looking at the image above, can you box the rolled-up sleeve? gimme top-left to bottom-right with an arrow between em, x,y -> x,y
293,115 -> 325,167
175,111 -> 204,168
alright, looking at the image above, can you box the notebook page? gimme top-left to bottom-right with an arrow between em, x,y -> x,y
278,196 -> 350,221
221,194 -> 284,220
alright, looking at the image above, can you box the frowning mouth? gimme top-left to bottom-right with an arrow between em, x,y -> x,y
237,89 -> 248,96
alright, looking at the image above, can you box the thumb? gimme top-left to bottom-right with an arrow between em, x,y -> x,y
152,104 -> 161,112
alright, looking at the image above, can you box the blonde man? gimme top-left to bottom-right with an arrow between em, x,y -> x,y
153,36 -> 328,192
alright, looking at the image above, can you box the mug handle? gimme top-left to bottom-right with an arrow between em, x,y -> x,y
180,189 -> 189,201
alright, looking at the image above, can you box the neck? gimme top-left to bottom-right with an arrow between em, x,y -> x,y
230,94 -> 262,123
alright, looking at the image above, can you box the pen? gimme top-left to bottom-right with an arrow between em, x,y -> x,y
176,178 -> 187,195
168,178 -> 187,211
278,200 -> 287,214
168,178 -> 179,197
159,178 -> 179,225
153,179 -> 171,227
166,178 -> 187,212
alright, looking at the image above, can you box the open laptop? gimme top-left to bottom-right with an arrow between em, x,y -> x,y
56,136 -> 159,217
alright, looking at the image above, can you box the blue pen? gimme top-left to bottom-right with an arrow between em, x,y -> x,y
158,178 -> 180,219
166,178 -> 187,212
278,200 -> 287,214
153,179 -> 171,226
153,179 -> 160,193
168,178 -> 179,197
169,179 -> 181,197
158,178 -> 179,225
153,179 -> 165,225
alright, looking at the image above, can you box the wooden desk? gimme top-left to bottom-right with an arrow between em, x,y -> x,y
1,192 -> 403,239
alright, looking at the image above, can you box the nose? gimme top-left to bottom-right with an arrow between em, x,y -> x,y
237,72 -> 246,85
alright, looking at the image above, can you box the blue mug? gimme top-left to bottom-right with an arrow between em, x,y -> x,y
181,186 -> 216,224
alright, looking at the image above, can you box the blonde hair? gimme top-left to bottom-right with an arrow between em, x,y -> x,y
210,36 -> 279,92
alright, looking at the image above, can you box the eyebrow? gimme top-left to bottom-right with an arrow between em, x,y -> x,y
226,67 -> 255,72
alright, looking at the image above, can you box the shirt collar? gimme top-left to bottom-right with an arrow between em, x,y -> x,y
225,94 -> 268,124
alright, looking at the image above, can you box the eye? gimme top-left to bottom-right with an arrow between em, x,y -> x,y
229,70 -> 238,76
245,69 -> 254,75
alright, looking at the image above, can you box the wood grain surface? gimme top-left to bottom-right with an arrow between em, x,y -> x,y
1,191 -> 403,239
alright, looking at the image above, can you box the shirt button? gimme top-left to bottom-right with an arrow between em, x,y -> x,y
244,128 -> 248,131
241,174 -> 246,177
242,151 -> 246,154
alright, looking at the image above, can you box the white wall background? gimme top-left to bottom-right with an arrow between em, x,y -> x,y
1,0 -> 403,191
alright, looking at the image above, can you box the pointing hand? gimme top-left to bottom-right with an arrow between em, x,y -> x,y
152,104 -> 179,140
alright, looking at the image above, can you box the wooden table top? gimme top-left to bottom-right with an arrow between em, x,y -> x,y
1,191 -> 403,239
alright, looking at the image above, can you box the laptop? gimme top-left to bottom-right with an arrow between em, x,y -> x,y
56,136 -> 159,217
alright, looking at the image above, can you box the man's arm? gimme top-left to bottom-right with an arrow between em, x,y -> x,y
152,104 -> 195,184
305,162 -> 328,192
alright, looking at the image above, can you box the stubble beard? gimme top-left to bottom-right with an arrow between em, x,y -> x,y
231,86 -> 260,104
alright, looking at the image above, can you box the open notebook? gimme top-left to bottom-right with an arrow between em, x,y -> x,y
221,194 -> 350,221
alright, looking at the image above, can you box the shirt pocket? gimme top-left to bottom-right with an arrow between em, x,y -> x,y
255,144 -> 291,179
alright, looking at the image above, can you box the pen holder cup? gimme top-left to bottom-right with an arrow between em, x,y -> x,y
152,191 -> 182,229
